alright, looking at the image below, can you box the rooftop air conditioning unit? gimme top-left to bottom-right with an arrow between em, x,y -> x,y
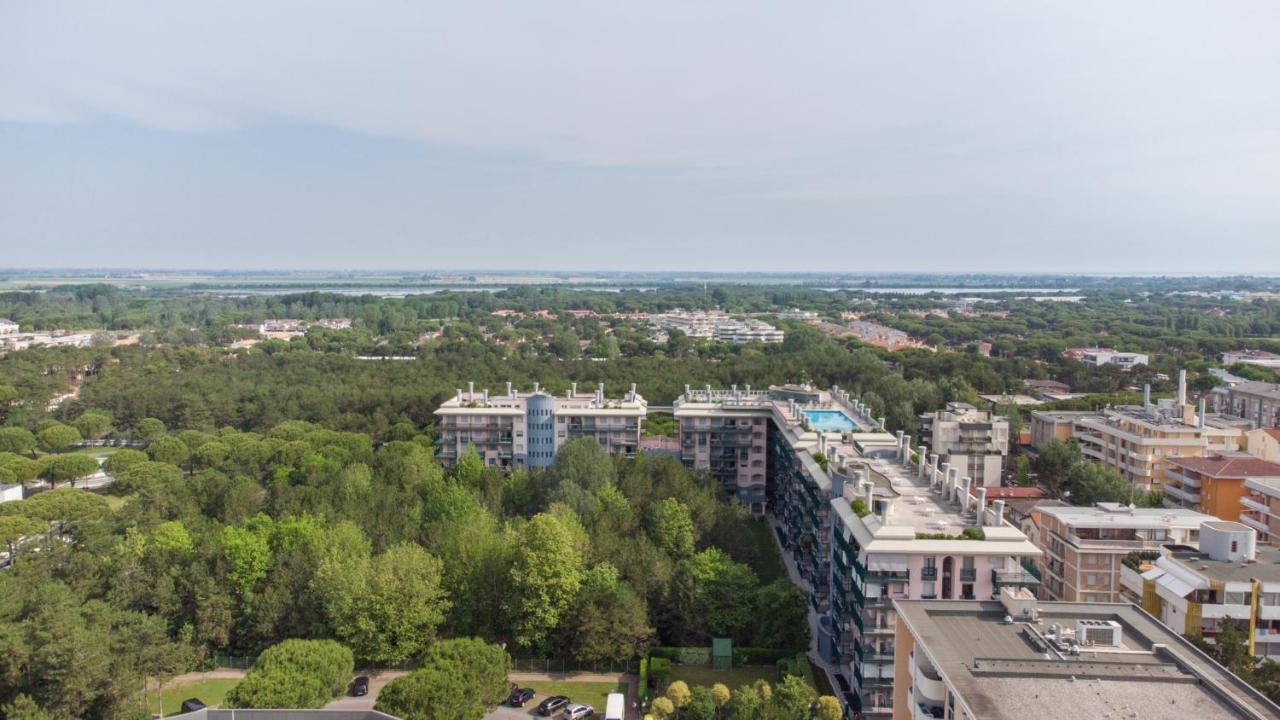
1076,619 -> 1122,647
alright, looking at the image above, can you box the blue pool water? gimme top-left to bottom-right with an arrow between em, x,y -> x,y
803,410 -> 857,432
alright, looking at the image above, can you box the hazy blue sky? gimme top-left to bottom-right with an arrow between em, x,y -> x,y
2,1 -> 1278,272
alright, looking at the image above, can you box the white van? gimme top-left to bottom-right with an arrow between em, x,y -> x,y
604,692 -> 625,720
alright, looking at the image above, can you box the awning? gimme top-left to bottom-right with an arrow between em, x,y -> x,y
1157,574 -> 1195,599
867,554 -> 909,571
1141,567 -> 1166,581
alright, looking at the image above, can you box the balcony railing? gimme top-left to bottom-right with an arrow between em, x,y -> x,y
921,567 -> 937,581
960,568 -> 977,582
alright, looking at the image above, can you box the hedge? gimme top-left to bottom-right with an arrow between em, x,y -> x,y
647,646 -> 712,664
638,658 -> 650,702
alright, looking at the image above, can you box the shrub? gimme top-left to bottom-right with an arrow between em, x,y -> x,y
227,639 -> 354,709
638,657 -> 650,701
850,499 -> 870,518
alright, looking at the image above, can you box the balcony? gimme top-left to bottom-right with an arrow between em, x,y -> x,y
992,566 -> 1040,589
1240,514 -> 1270,535
1163,483 -> 1201,504
1242,496 -> 1271,514
921,567 -> 937,581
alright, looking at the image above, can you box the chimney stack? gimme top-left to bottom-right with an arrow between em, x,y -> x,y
975,487 -> 987,525
533,382 -> 540,393
1177,369 -> 1187,406
1143,384 -> 1151,409
1198,398 -> 1207,429
468,381 -> 475,398
506,381 -> 513,397
918,445 -> 929,477
483,388 -> 489,402
993,499 -> 1006,525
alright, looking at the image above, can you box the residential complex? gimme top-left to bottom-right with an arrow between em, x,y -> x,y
0,318 -> 17,335
653,311 -> 784,343
1032,502 -> 1215,603
845,320 -> 926,351
916,401 -> 1009,487
1162,453 -> 1280,521
1030,376 -> 1247,490
893,588 -> 1280,720
1124,522 -> 1280,662
433,381 -> 646,468
1063,347 -> 1149,368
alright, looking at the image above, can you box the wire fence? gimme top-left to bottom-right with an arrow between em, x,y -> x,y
211,654 -> 632,676
510,658 -> 638,675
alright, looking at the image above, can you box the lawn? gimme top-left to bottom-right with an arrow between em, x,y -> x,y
517,680 -> 628,712
149,677 -> 241,716
744,518 -> 787,583
665,665 -> 779,691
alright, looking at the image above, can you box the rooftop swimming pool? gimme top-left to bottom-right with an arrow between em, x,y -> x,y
802,409 -> 857,432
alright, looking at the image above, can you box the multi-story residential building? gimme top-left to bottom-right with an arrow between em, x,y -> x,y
1063,347 -> 1149,368
1031,376 -> 1247,490
1219,380 -> 1280,429
0,319 -> 17,335
1248,428 -> 1280,463
1032,502 -> 1215,603
1239,472 -> 1280,544
1224,350 -> 1280,370
673,383 -> 874,515
893,588 -> 1280,720
712,318 -> 784,344
1130,521 -> 1280,661
917,402 -> 1009,487
434,381 -> 645,468
826,444 -> 1041,717
1162,453 -> 1280,521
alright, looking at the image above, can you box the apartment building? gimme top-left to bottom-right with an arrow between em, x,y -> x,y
0,319 -> 17,335
1248,428 -> 1280,463
673,383 -> 875,515
1030,375 -> 1247,490
917,402 -> 1009,487
712,318 -> 784,344
1131,521 -> 1280,661
434,381 -> 645,468
1162,453 -> 1280,521
1063,347 -> 1149,368
1033,502 -> 1215,603
827,443 -> 1041,717
654,311 -> 784,343
1220,380 -> 1280,429
893,588 -> 1280,720
1240,473 -> 1280,544
1224,350 -> 1280,370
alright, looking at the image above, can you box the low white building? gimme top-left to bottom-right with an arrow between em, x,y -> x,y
0,483 -> 23,504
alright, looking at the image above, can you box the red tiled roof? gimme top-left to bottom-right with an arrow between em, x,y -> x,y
1263,428 -> 1280,442
1167,454 -> 1280,478
980,487 -> 1048,499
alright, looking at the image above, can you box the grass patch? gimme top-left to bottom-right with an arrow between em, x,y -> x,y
148,677 -> 241,715
744,519 -> 787,583
100,493 -> 128,510
515,680 -> 627,711
665,665 -> 778,692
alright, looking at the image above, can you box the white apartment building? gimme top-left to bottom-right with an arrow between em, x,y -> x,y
434,381 -> 645,468
917,402 -> 1009,487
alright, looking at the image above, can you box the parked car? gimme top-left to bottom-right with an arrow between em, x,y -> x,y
350,676 -> 370,697
180,699 -> 206,713
565,703 -> 595,720
508,687 -> 535,707
537,696 -> 570,716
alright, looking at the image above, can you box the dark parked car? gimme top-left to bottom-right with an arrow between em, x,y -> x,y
180,699 -> 206,713
508,687 -> 536,706
536,695 -> 570,716
350,676 -> 370,697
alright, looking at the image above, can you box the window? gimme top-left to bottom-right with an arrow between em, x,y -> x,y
1232,541 -> 1239,553
1086,554 -> 1097,565
1086,574 -> 1098,586
921,582 -> 936,599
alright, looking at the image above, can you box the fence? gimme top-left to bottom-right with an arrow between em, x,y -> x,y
212,654 -> 631,676
510,658 -> 638,675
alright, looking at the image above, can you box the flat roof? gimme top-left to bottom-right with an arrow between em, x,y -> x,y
1038,503 -> 1215,530
895,600 -> 1280,720
1164,546 -> 1280,584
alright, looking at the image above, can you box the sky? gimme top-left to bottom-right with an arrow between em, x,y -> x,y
2,1 -> 1279,273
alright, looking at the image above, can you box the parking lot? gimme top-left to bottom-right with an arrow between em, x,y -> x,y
323,672 -> 634,720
